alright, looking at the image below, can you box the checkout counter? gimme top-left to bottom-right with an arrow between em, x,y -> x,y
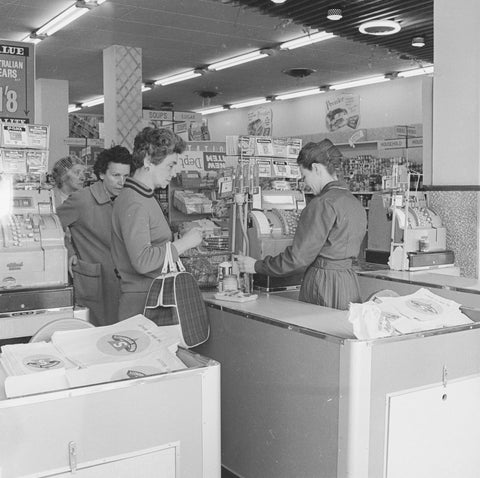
0,190 -> 221,478
196,289 -> 480,478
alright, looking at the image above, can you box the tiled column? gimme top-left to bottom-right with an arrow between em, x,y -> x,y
429,0 -> 480,277
103,45 -> 142,152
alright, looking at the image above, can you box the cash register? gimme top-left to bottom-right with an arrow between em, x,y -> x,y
366,191 -> 455,270
0,187 -> 68,290
247,189 -> 305,291
0,187 -> 74,343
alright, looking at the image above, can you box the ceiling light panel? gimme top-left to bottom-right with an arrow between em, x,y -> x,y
276,88 -> 322,101
208,51 -> 269,71
398,66 -> 434,78
195,106 -> 227,115
331,75 -> 389,90
230,98 -> 271,109
154,70 -> 202,86
280,31 -> 336,50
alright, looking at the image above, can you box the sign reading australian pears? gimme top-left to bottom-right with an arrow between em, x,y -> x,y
0,42 -> 35,124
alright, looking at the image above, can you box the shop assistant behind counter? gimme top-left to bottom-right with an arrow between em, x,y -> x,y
236,139 -> 367,310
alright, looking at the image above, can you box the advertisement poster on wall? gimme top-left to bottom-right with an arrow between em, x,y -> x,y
247,107 -> 272,136
325,94 -> 360,132
0,41 -> 35,124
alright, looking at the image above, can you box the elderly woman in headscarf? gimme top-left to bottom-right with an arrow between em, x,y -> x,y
51,155 -> 86,208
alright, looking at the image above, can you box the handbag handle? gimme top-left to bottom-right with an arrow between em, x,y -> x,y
161,242 -> 186,274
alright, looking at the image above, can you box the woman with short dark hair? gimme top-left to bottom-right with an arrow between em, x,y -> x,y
111,127 -> 203,320
236,139 -> 367,310
57,145 -> 132,325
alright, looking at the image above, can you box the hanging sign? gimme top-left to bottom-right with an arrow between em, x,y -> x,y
0,42 -> 35,124
203,151 -> 226,171
326,94 -> 360,132
178,150 -> 204,172
378,139 -> 406,150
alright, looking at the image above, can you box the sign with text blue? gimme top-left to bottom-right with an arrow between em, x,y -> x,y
0,41 -> 35,124
203,151 -> 226,171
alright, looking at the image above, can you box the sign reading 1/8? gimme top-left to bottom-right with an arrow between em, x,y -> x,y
0,86 -> 18,113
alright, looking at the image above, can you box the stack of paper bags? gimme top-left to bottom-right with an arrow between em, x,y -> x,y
0,315 -> 187,398
349,288 -> 473,340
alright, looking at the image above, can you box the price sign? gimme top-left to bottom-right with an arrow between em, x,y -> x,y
0,42 -> 35,124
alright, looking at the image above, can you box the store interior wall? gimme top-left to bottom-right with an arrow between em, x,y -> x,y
205,76 -> 424,141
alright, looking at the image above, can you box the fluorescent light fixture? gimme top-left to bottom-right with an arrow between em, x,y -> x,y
37,5 -> 87,36
195,106 -> 227,115
141,83 -> 152,92
330,75 -> 389,90
276,87 -> 323,101
397,66 -> 434,78
68,104 -> 82,113
359,20 -> 401,36
154,70 -> 202,86
82,96 -> 104,108
31,0 -> 105,37
208,51 -> 269,71
280,31 -> 335,50
230,98 -> 271,109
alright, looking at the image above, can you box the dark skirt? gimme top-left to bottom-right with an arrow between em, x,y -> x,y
298,258 -> 361,310
118,291 -> 149,321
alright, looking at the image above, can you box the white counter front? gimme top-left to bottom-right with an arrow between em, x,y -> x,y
0,348 -> 220,478
197,291 -> 480,478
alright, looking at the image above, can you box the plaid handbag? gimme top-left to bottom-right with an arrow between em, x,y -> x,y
144,242 -> 210,348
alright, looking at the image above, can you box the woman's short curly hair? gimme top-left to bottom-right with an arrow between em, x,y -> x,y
296,139 -> 343,175
51,155 -> 84,188
93,145 -> 132,179
132,127 -> 186,170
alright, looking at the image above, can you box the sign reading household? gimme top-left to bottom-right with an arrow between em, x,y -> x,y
0,41 -> 35,124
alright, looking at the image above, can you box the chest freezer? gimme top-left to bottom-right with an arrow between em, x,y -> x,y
0,347 -> 220,478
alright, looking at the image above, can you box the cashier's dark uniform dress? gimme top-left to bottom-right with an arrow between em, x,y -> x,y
254,181 -> 367,310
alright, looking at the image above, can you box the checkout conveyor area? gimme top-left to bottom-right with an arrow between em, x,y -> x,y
194,270 -> 480,478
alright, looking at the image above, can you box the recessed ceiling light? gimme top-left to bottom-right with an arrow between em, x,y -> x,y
270,0 -> 287,3
327,8 -> 342,21
359,20 -> 401,36
411,36 -> 425,47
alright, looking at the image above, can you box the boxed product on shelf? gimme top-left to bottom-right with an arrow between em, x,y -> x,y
287,138 -> 303,158
178,218 -> 221,237
254,136 -> 274,156
1,123 -> 29,148
272,137 -> 288,158
178,170 -> 202,188
1,148 -> 27,174
27,124 -> 50,149
173,189 -> 212,214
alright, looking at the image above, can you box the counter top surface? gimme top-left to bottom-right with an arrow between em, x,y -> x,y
356,268 -> 480,294
204,292 -> 355,341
